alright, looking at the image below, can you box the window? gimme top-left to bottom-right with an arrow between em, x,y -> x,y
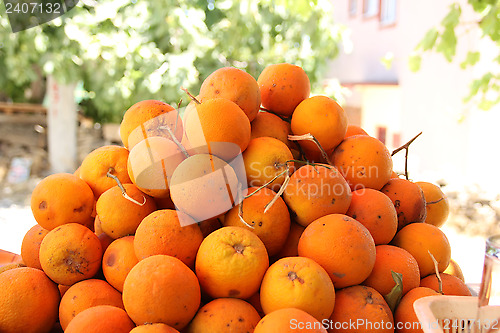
363,0 -> 379,18
349,0 -> 357,16
377,126 -> 387,144
380,0 -> 397,26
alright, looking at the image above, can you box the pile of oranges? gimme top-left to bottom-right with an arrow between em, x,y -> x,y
0,64 -> 472,333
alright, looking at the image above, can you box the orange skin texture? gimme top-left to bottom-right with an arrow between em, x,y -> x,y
119,99 -> 181,150
420,273 -> 472,296
291,95 -> 348,154
65,305 -> 135,333
123,255 -> 201,330
394,287 -> 439,333
327,285 -> 394,333
199,67 -> 261,122
0,267 -> 60,333
0,263 -> 25,274
391,223 -> 451,278
59,279 -> 125,330
224,186 -> 291,256
363,245 -> 421,296
346,188 -> 398,245
243,137 -> 294,191
195,226 -> 269,299
185,298 -> 261,333
134,209 -> 203,268
131,323 -> 180,333
260,256 -> 335,321
283,164 -> 352,227
39,223 -> 103,286
298,214 -> 376,289
332,135 -> 393,191
31,173 -> 95,230
96,183 -> 156,239
257,63 -> 311,117
254,308 -> 327,333
79,145 -> 132,198
251,111 -> 294,148
444,259 -> 465,282
345,125 -> 368,138
102,236 -> 139,292
21,224 -> 49,270
273,221 -> 306,260
381,179 -> 427,230
415,181 -> 450,227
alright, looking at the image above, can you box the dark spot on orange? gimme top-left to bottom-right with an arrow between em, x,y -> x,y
39,201 -> 47,210
229,289 -> 240,297
73,205 -> 84,213
106,253 -> 116,266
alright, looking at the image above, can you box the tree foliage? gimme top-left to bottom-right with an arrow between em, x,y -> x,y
409,0 -> 500,110
0,0 -> 346,122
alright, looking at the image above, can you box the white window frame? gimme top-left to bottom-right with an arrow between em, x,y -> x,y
363,0 -> 379,18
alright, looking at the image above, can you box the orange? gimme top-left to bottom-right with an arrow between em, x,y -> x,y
394,287 -> 440,333
332,135 -> 393,191
59,278 -> 125,330
198,217 -> 223,238
391,222 -> 451,278
345,188 -> 398,245
298,214 -> 376,288
257,63 -> 311,117
94,216 -> 114,252
65,305 -> 135,333
134,209 -> 203,268
30,173 -> 95,230
0,263 -> 25,274
122,255 -> 201,330
246,291 -> 265,318
242,137 -> 293,191
420,273 -> 472,296
20,223 -> 49,269
0,267 -> 60,333
195,226 -> 269,299
251,111 -> 293,148
273,221 -> 306,259
39,223 -> 102,285
260,256 -> 335,321
185,98 -> 251,160
119,99 -> 182,150
0,249 -> 22,268
224,186 -> 291,256
415,181 -> 450,227
363,245 -> 421,296
327,285 -> 394,333
79,145 -> 132,198
185,298 -> 261,333
291,95 -> 347,154
254,308 -> 327,333
444,259 -> 465,282
345,124 -> 368,138
102,235 -> 139,292
131,323 -> 180,332
283,164 -> 352,227
199,67 -> 261,121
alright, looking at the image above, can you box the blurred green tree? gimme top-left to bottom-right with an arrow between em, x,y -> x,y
0,0 -> 346,123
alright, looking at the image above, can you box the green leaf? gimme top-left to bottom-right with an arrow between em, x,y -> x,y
408,53 -> 422,72
418,28 -> 439,51
436,26 -> 457,62
441,4 -> 462,28
384,271 -> 404,313
460,51 -> 481,69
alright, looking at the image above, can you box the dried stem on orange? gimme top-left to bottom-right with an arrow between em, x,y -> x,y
106,169 -> 146,206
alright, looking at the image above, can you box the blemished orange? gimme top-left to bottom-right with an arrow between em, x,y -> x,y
415,181 -> 450,227
0,267 -> 60,333
65,305 -> 135,333
122,255 -> 201,330
30,173 -> 95,230
134,209 -> 203,268
185,298 -> 261,333
224,186 -> 291,256
195,226 -> 269,299
381,178 -> 427,230
283,164 -> 352,227
345,188 -> 398,245
298,214 -> 376,289
363,245 -> 421,296
260,256 -> 335,321
102,236 -> 139,292
291,95 -> 348,154
394,287 -> 440,333
257,63 -> 311,117
251,111 -> 293,148
59,279 -> 125,330
131,323 -> 180,333
273,221 -> 306,259
185,98 -> 251,160
199,67 -> 261,122
391,222 -> 451,278
328,285 -> 394,333
444,259 -> 465,282
119,99 -> 182,150
20,223 -> 49,269
242,137 -> 293,191
420,273 -> 472,296
96,183 -> 156,239
79,145 -> 132,198
332,135 -> 393,191
39,223 -> 102,286
254,308 -> 327,333
345,125 -> 368,138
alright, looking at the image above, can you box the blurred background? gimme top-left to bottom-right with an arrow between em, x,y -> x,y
0,0 -> 499,283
